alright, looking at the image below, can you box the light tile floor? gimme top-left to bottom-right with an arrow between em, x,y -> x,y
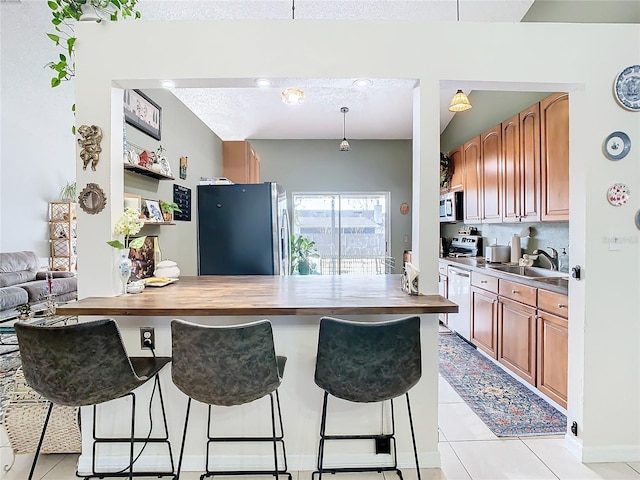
2,376 -> 639,480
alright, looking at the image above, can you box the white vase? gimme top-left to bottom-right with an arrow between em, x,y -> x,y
118,251 -> 132,296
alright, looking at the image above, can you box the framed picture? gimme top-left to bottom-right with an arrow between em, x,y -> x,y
145,199 -> 163,222
128,236 -> 159,281
124,89 -> 162,140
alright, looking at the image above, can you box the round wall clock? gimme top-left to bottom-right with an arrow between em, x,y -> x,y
606,183 -> 630,207
635,209 -> 640,230
614,65 -> 640,111
603,131 -> 631,160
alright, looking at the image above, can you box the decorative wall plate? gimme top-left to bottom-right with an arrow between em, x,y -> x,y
603,131 -> 631,160
635,209 -> 640,230
614,65 -> 640,111
606,183 -> 630,207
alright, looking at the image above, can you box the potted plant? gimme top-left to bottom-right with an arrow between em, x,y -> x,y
59,180 -> 77,202
290,234 -> 319,275
159,201 -> 182,222
16,303 -> 33,320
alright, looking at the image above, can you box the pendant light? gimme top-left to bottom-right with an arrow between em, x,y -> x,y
339,107 -> 351,152
448,0 -> 472,113
449,89 -> 472,112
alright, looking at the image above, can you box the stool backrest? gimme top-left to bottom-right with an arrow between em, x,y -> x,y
314,316 -> 421,403
15,318 -> 146,407
171,319 -> 281,406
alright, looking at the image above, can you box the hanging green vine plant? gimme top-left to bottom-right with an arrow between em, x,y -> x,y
440,152 -> 454,188
46,0 -> 141,132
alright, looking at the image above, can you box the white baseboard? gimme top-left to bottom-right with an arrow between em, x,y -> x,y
563,435 -> 640,464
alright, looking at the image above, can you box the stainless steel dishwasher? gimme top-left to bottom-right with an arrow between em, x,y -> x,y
446,266 -> 471,341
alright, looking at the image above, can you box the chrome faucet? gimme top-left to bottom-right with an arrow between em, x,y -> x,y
532,247 -> 559,271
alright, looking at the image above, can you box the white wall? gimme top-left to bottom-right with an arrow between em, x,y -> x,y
0,2 -> 75,262
70,19 -> 640,464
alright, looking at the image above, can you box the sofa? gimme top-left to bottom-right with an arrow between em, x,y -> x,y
0,251 -> 77,321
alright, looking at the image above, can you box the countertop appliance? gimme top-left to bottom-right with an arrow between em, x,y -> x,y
439,191 -> 463,223
447,265 -> 471,341
446,234 -> 482,258
485,245 -> 510,263
197,182 -> 291,275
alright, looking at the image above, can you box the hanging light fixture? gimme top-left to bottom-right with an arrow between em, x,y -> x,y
448,0 -> 472,113
281,87 -> 306,105
449,89 -> 472,112
339,107 -> 351,152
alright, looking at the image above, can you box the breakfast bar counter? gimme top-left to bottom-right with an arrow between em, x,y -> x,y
57,274 -> 458,316
57,275 -> 456,475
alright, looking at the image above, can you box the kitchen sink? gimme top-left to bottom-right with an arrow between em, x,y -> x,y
487,265 -> 569,279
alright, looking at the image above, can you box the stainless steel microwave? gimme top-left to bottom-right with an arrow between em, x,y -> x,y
439,191 -> 463,223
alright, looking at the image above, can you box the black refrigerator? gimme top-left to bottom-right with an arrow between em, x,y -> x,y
197,182 -> 291,275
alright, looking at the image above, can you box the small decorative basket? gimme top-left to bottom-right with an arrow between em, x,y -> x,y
3,369 -> 81,454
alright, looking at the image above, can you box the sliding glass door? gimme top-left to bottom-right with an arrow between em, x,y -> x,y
291,192 -> 391,274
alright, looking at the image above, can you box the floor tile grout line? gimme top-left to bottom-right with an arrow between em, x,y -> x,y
444,439 -> 477,480
520,437 -> 562,480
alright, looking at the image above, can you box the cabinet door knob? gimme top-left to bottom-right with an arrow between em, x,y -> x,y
558,303 -> 567,309
512,289 -> 519,294
481,280 -> 487,284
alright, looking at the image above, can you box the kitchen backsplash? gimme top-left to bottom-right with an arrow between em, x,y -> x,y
440,221 -> 570,272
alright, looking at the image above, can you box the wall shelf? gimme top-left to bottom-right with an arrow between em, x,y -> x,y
124,164 -> 174,180
142,221 -> 175,226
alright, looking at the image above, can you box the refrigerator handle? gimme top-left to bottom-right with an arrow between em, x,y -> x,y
282,208 -> 292,275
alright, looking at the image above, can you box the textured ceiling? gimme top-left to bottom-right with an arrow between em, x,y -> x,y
134,0 -> 632,140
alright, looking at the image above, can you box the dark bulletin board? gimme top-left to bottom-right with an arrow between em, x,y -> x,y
173,184 -> 191,221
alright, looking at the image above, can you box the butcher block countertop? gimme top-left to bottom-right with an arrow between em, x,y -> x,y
57,274 -> 458,317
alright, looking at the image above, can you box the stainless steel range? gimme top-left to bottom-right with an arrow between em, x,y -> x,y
447,234 -> 482,258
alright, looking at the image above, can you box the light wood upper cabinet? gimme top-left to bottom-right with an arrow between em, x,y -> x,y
502,104 -> 541,223
463,136 -> 482,223
223,141 -> 261,184
449,92 -> 567,224
540,93 -> 569,221
481,125 -> 502,223
447,145 -> 464,192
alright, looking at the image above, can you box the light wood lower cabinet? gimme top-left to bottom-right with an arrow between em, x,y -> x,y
468,271 -> 568,406
498,297 -> 537,386
471,286 -> 499,359
537,290 -> 568,408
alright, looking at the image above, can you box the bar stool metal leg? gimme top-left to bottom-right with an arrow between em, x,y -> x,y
27,401 -> 54,480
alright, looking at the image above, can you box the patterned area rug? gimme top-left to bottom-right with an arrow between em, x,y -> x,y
439,332 -> 567,437
0,341 -> 21,424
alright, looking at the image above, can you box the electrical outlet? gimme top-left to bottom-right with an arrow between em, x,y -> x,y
375,436 -> 391,455
140,327 -> 155,349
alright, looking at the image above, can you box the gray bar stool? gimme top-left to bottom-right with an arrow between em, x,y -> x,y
170,318 -> 291,480
313,315 -> 422,480
14,318 -> 174,480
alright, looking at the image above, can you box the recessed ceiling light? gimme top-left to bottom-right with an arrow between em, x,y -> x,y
161,80 -> 175,89
256,78 -> 271,87
353,79 -> 372,87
